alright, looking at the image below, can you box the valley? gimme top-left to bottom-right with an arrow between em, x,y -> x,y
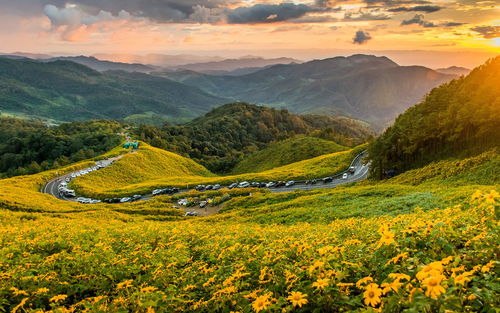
0,55 -> 498,313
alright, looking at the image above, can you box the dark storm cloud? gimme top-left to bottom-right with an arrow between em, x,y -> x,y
471,25 -> 500,39
388,5 -> 441,13
226,3 -> 323,24
352,30 -> 372,44
401,14 -> 436,27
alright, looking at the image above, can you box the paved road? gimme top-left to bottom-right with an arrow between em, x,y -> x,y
42,152 -> 369,204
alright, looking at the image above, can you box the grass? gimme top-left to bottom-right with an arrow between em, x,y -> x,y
71,142 -> 366,198
231,136 -> 348,174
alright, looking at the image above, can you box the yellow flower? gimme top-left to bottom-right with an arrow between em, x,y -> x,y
481,261 -> 496,273
50,294 -> 68,303
470,190 -> 483,201
377,230 -> 395,247
421,276 -> 446,300
34,288 -> 49,295
416,262 -> 443,281
441,256 -> 454,265
388,273 -> 411,282
454,271 -> 473,286
252,294 -> 271,312
363,283 -> 382,307
287,291 -> 308,307
356,276 -> 374,288
381,280 -> 402,294
10,287 -> 29,296
140,286 -> 158,293
312,278 -> 329,290
116,279 -> 133,290
485,190 -> 499,203
467,294 -> 477,301
386,252 -> 408,265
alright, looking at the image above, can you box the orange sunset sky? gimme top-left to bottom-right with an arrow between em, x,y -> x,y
0,0 -> 498,68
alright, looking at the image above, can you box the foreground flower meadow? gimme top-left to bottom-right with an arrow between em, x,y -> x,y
0,189 -> 498,312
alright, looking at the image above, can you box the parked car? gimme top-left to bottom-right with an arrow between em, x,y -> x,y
131,195 -> 142,201
238,181 -> 250,188
120,197 -> 132,203
228,183 -> 238,189
171,188 -> 179,193
152,189 -> 163,196
266,182 -> 276,188
275,181 -> 285,188
61,189 -> 76,197
199,201 -> 208,208
259,182 -> 267,188
323,177 -> 333,183
195,185 -> 206,191
178,199 -> 189,206
213,184 -> 221,190
90,200 -> 102,204
205,185 -> 214,190
349,166 -> 356,173
185,212 -> 198,217
342,173 -> 349,180
285,181 -> 295,187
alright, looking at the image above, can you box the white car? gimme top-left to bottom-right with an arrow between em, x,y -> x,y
238,181 -> 250,188
342,173 -> 349,180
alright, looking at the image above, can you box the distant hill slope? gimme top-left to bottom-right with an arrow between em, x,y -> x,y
369,56 -> 500,178
436,66 -> 471,76
135,102 -> 374,173
0,57 -> 229,124
159,54 -> 456,129
42,56 -> 154,72
166,57 -> 299,73
231,136 -> 348,174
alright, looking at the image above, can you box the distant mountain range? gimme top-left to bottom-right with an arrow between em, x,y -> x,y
435,66 -> 471,76
163,57 -> 300,74
159,54 -> 457,130
0,57 -> 228,124
41,56 -> 154,73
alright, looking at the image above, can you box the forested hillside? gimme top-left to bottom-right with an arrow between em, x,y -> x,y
0,57 -> 228,124
0,118 -> 122,177
369,56 -> 500,178
135,103 -> 374,172
160,55 -> 456,129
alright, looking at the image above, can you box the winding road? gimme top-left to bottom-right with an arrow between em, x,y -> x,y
42,151 -> 370,203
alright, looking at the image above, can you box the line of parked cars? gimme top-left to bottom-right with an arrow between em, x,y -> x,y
102,195 -> 143,203
152,188 -> 180,196
194,184 -> 222,191
58,161 -> 113,199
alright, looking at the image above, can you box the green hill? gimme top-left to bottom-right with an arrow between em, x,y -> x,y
0,57 -> 228,124
160,54 -> 456,129
369,56 -> 500,178
231,136 -> 348,174
136,102 -> 374,173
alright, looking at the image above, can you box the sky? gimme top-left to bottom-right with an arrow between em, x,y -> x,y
0,0 -> 499,68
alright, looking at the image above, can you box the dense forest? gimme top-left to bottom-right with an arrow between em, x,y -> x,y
0,118 -> 122,178
135,102 -> 374,173
369,56 -> 500,178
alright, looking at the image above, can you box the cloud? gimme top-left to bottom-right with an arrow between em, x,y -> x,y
226,3 -> 323,24
353,30 -> 372,44
344,11 -> 391,21
401,14 -> 436,27
388,5 -> 441,13
442,22 -> 466,27
471,25 -> 500,39
43,4 -> 134,41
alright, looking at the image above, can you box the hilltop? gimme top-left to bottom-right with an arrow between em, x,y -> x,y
160,54 -> 456,129
135,102 -> 374,172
